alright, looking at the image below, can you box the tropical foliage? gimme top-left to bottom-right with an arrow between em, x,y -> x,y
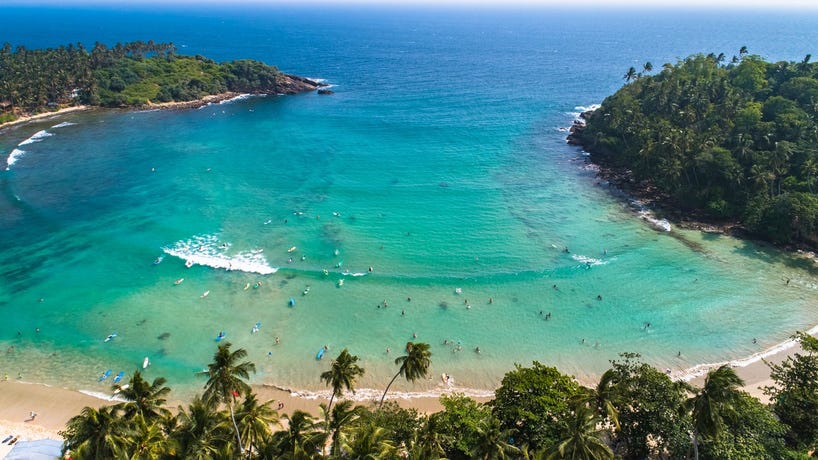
574,49 -> 818,246
0,40 -> 313,121
60,336 -> 818,459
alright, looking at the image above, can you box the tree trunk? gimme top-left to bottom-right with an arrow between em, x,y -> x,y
692,430 -> 699,460
229,399 -> 245,455
379,370 -> 402,408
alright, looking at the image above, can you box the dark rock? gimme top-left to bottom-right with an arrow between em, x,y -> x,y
317,89 -> 334,95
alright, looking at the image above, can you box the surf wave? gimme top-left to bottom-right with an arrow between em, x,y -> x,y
18,129 -> 54,146
51,121 -> 77,129
263,383 -> 495,402
5,148 -> 26,170
79,389 -> 128,402
571,254 -> 607,267
162,234 -> 277,275
673,324 -> 818,383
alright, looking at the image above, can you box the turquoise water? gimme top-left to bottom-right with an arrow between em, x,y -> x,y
2,5 -> 818,399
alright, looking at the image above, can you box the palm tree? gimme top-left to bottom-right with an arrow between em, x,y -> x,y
172,395 -> 231,460
235,392 -> 280,456
572,368 -> 620,430
268,409 -> 325,459
323,400 -> 361,458
407,414 -> 449,460
380,342 -> 432,407
469,414 -> 520,460
61,405 -> 132,460
338,420 -> 396,459
128,414 -> 173,460
624,67 -> 638,82
320,348 -> 365,415
199,342 -> 257,455
642,61 -> 653,75
684,365 -> 744,460
546,404 -> 613,460
113,370 -> 172,422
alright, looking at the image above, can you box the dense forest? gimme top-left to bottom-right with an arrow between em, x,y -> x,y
59,335 -> 818,459
0,41 -> 320,124
572,49 -> 818,247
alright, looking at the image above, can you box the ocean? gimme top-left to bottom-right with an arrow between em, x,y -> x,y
2,4 -> 818,400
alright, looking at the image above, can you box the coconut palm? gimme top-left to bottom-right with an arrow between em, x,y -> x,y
235,392 -> 280,456
113,370 -> 172,422
546,403 -> 613,460
624,67 -> 638,82
61,405 -> 132,460
320,348 -> 365,415
199,341 -> 256,454
407,415 -> 449,460
572,368 -> 620,430
129,414 -> 173,460
685,365 -> 744,460
323,400 -> 361,458
469,414 -> 520,460
267,409 -> 325,459
172,395 -> 231,460
338,419 -> 396,459
380,342 -> 432,407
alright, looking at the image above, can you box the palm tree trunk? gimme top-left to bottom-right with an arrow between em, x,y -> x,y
228,400 -> 245,455
379,370 -> 402,407
692,430 -> 699,460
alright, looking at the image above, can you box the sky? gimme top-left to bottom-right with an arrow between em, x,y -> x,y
4,0 -> 818,9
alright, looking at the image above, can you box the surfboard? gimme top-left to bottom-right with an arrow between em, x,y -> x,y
143,357 -> 150,369
113,371 -> 124,383
98,369 -> 112,382
316,347 -> 325,360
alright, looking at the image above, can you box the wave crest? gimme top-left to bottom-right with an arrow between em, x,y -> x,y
162,234 -> 277,275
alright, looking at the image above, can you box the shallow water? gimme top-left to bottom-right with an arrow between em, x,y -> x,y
2,5 -> 818,399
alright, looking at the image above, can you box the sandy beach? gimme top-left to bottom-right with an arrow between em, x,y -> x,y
0,106 -> 90,131
0,329 -> 809,455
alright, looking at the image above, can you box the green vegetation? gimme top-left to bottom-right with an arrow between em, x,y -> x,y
59,335 -> 818,459
0,41 -> 316,117
573,49 -> 818,246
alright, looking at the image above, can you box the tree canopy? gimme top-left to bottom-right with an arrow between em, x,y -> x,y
574,50 -> 818,246
0,40 -> 316,122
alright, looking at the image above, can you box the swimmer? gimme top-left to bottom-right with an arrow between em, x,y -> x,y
489,297 -> 493,304
475,346 -> 480,353
597,295 -> 602,301
677,351 -> 681,357
552,284 -> 558,290
546,312 -> 551,320
386,346 -> 390,354
369,266 -> 373,272
243,283 -> 250,290
275,336 -> 280,345
413,332 -> 417,339
466,304 -> 471,309
753,338 -> 757,344
401,309 -> 405,316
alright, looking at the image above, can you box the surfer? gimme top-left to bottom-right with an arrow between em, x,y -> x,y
175,278 -> 184,285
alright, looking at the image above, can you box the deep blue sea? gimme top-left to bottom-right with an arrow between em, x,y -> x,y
2,4 -> 818,400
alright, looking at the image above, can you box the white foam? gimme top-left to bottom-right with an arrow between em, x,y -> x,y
672,325 -> 818,383
18,129 -> 53,146
51,121 -> 76,129
574,104 -> 600,113
274,384 -> 495,403
162,234 -> 277,275
78,389 -> 128,402
571,254 -> 607,266
5,148 -> 25,170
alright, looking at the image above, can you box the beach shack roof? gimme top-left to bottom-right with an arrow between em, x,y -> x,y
6,439 -> 64,460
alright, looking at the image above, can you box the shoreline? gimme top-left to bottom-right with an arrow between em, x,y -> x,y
0,105 -> 90,131
0,324 -> 813,441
